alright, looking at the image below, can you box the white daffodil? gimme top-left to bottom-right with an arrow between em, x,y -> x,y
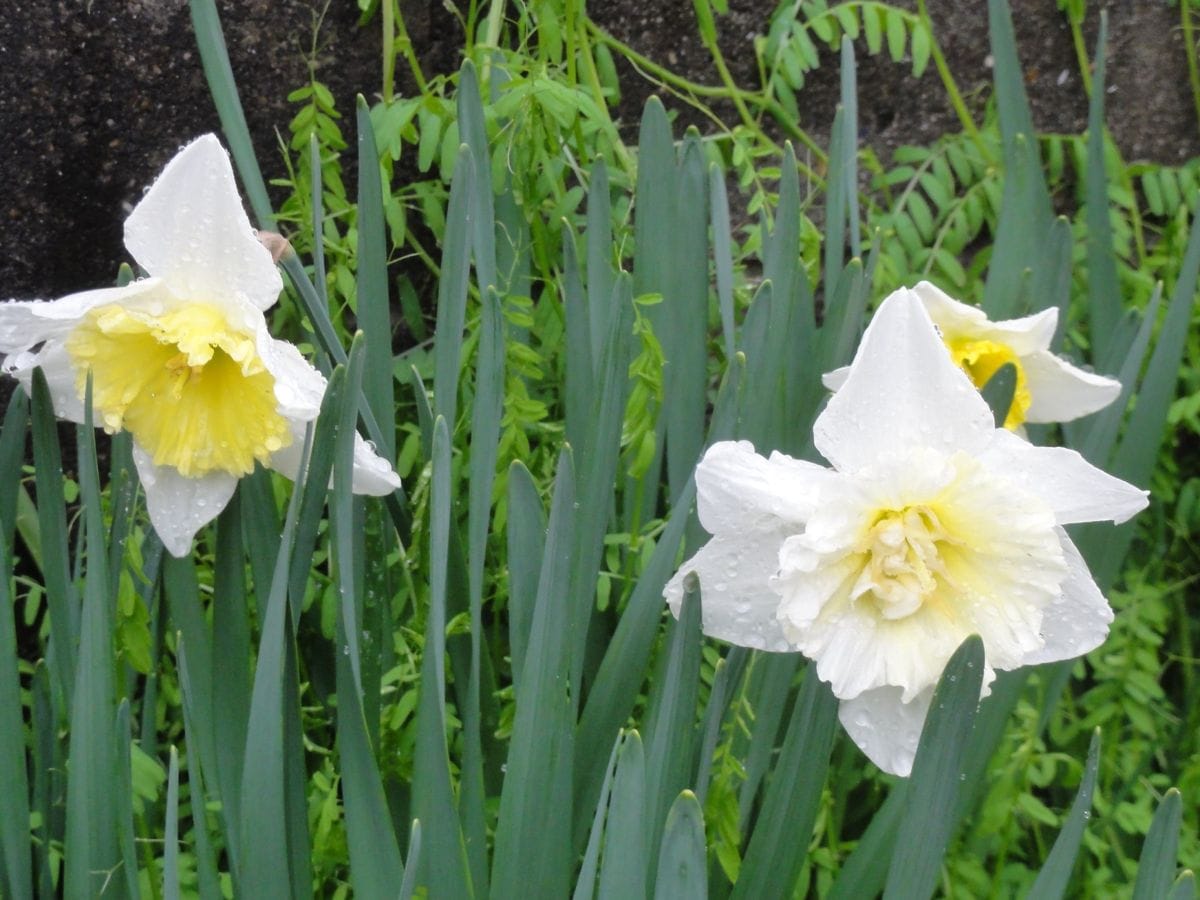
664,287 -> 1147,777
823,281 -> 1121,430
0,135 -> 400,556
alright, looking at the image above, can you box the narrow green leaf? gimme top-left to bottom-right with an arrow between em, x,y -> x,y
505,461 -> 545,695
237,424 -> 312,898
64,377 -> 119,897
1028,729 -> 1101,900
654,792 -> 708,900
732,669 -> 839,899
462,285 -> 506,895
586,160 -> 616,370
1083,14 -> 1120,367
412,416 -> 473,897
569,276 -> 635,696
980,362 -> 1018,428
457,59 -> 497,294
737,653 -> 800,830
0,532 -> 32,900
176,643 -> 221,900
333,340 -> 406,896
596,731 -> 648,900
355,97 -> 396,460
884,635 -> 985,900
210,499 -> 249,876
492,449 -> 576,899
563,220 -> 594,450
710,164 -> 737,361
573,482 -> 696,849
30,369 -> 77,706
662,132 -> 709,503
433,146 -> 476,430
164,555 -> 218,803
188,0 -> 273,225
164,746 -> 181,900
694,648 -> 749,806
642,579 -> 704,884
573,735 -> 623,900
114,701 -> 141,900
1169,872 -> 1197,900
0,388 -> 28,547
29,664 -> 56,898
1133,789 -> 1184,900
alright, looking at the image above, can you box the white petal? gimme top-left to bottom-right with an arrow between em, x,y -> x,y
350,433 -> 402,495
268,419 -> 400,496
913,281 -> 1057,354
1021,530 -> 1113,666
2,342 -> 87,423
124,135 -> 282,311
257,332 -> 328,422
0,279 -> 166,353
821,365 -> 849,392
695,440 -> 828,535
664,526 -> 795,653
976,429 -> 1148,525
1022,350 -> 1123,423
133,445 -> 237,557
837,685 -> 932,777
814,288 -> 994,473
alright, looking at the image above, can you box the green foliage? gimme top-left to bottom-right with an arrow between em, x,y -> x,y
2,0 -> 1198,897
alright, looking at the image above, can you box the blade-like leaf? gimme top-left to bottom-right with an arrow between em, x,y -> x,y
653,791 -> 708,900
884,635 -> 985,900
1028,729 -> 1101,900
732,668 -> 838,899
1133,789 -> 1184,900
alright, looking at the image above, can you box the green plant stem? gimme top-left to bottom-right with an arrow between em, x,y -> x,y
393,6 -> 428,94
583,18 -> 828,165
1065,8 -> 1092,96
917,0 -> 990,160
1181,0 -> 1200,135
573,11 -> 635,176
382,0 -> 395,102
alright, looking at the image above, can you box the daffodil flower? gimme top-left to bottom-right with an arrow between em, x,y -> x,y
0,135 -> 400,556
823,281 -> 1121,430
664,288 -> 1147,776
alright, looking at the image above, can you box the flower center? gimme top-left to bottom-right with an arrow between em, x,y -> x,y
944,336 -> 1031,429
852,505 -> 957,621
65,303 -> 290,477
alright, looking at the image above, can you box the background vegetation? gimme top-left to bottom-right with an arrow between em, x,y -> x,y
1,0 -> 1198,896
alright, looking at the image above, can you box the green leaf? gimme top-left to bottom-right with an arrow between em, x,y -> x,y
412,416 -> 473,897
237,423 -> 312,898
189,0 -> 274,225
0,389 -> 28,549
572,735 -> 622,900
163,746 -> 181,900
884,635 -> 985,900
30,369 -> 77,706
731,669 -> 838,899
1133,789 -> 1184,900
355,97 -> 396,460
911,22 -> 932,76
1028,730 -> 1101,899
642,579 -> 704,884
492,449 -> 576,899
653,792 -> 708,899
710,164 -> 737,361
597,731 -> 649,900
433,145 -> 476,430
572,481 -> 696,850
64,378 -> 120,897
0,532 -> 31,900
980,362 -> 1018,428
457,60 -> 498,294
885,9 -> 907,62
1083,15 -> 1121,369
